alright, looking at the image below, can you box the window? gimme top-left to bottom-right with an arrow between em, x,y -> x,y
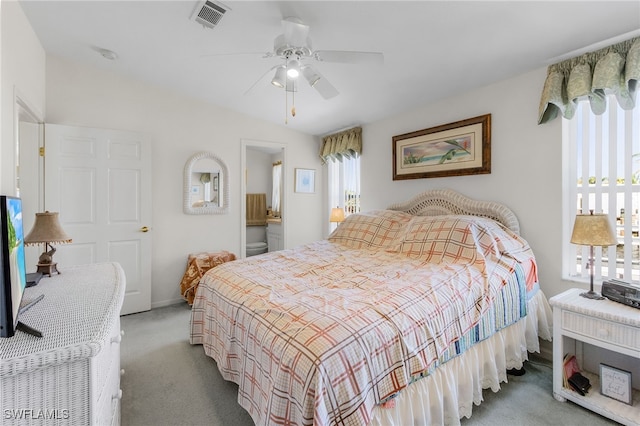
328,156 -> 360,228
563,95 -> 640,283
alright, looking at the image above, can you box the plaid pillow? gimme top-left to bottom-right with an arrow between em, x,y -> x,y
398,215 -> 521,263
328,210 -> 412,250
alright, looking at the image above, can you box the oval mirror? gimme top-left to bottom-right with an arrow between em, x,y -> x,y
183,151 -> 229,215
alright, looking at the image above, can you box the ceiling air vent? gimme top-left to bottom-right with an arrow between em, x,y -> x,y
191,1 -> 229,29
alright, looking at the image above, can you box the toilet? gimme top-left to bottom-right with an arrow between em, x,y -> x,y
246,241 -> 268,257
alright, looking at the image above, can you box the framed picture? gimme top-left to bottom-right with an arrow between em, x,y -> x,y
295,168 -> 315,193
600,363 -> 633,405
392,114 -> 491,180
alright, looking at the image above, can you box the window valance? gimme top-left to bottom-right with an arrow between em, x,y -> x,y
538,36 -> 640,124
319,126 -> 362,164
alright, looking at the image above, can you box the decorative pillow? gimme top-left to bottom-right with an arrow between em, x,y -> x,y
328,210 -> 413,250
398,215 -> 526,263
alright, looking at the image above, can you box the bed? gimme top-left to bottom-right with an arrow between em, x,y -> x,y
190,189 -> 553,426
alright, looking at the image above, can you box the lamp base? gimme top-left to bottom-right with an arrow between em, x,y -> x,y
580,290 -> 605,300
36,262 -> 60,277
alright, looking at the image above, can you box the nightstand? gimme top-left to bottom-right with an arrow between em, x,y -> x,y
550,288 -> 640,425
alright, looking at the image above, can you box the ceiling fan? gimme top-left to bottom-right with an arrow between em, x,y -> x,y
245,17 -> 384,100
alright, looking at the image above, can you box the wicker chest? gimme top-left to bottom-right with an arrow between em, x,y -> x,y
0,263 -> 125,425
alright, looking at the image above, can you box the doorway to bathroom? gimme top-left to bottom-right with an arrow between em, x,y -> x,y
240,139 -> 287,259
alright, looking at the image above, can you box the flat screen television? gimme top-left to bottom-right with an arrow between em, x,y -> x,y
0,195 -> 28,337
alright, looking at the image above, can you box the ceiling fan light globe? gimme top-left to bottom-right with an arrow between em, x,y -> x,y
286,59 -> 301,79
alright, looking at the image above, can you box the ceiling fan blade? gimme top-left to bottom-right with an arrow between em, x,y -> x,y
306,67 -> 339,100
201,51 -> 274,58
314,50 -> 384,65
282,17 -> 310,46
243,65 -> 279,96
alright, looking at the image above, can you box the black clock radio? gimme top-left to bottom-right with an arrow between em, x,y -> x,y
601,279 -> 640,309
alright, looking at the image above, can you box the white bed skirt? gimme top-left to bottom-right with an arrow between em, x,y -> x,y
369,290 -> 553,426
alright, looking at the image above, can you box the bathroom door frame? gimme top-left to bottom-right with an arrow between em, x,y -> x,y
240,139 -> 288,259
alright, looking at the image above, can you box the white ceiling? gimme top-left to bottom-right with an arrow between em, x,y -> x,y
18,1 -> 640,136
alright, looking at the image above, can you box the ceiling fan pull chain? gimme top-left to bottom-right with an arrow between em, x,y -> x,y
291,82 -> 296,117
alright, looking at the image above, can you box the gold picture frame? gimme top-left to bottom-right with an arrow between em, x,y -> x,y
392,114 -> 491,180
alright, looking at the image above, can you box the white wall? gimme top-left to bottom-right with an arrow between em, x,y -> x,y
0,0 -> 588,307
0,2 -> 46,195
246,149 -> 272,194
361,68 -> 565,300
43,56 -> 323,307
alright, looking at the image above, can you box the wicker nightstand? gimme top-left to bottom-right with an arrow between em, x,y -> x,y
550,288 -> 640,425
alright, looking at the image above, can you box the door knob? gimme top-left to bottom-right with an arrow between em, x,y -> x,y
140,226 -> 150,233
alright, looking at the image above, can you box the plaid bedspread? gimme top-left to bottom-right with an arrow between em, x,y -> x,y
190,214 -> 537,426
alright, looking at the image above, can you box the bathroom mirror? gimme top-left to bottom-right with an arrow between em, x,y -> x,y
183,151 -> 229,215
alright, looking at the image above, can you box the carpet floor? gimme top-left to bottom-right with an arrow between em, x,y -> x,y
120,303 -> 619,426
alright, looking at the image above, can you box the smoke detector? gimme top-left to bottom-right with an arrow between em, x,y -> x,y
191,1 -> 229,29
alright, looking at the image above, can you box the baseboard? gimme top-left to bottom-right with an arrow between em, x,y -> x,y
151,298 -> 185,309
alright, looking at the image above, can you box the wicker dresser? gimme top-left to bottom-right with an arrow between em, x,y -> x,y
0,262 -> 126,425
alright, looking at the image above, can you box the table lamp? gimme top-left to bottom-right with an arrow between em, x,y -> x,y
570,210 -> 617,299
330,207 -> 345,224
330,207 -> 345,232
24,211 -> 72,276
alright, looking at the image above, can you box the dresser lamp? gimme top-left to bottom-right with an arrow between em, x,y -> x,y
570,210 -> 617,299
24,211 -> 72,277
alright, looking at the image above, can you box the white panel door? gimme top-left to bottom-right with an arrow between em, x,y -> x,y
44,124 -> 152,315
18,121 -> 44,271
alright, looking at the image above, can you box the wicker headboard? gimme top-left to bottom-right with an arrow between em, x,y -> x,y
387,189 -> 520,235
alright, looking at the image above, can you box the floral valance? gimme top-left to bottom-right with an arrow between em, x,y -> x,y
319,126 -> 362,164
538,37 -> 640,124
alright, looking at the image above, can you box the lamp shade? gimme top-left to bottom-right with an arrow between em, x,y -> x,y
570,212 -> 617,246
24,211 -> 72,245
271,66 -> 286,88
330,207 -> 345,223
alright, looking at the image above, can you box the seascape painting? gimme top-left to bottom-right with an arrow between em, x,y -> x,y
402,134 -> 475,167
393,114 -> 491,180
